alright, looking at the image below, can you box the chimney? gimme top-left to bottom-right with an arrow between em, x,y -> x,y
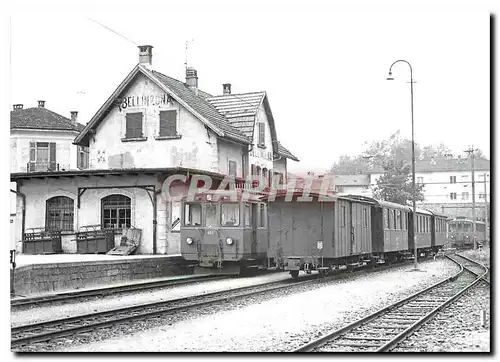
38,100 -> 45,108
223,83 -> 231,95
70,111 -> 78,124
186,67 -> 198,95
138,45 -> 153,68
13,104 -> 23,110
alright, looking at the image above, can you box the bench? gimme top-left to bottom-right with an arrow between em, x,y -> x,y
76,225 -> 115,254
22,228 -> 62,254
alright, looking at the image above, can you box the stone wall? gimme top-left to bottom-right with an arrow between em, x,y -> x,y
11,256 -> 193,296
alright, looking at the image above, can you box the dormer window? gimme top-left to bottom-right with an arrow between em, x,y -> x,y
258,122 -> 265,148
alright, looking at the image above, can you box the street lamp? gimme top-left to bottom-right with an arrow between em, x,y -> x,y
387,60 -> 419,271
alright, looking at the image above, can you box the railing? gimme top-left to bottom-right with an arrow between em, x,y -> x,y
27,162 -> 59,172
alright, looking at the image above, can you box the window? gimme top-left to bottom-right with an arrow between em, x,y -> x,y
228,160 -> 237,177
450,192 -> 457,200
125,112 -> 143,139
462,192 -> 469,200
259,203 -> 266,228
385,208 -> 390,229
397,211 -> 402,230
184,203 -> 202,226
450,176 -> 457,184
221,203 -> 240,227
258,122 -> 265,146
77,146 -> 89,169
417,177 -> 424,184
159,110 -> 177,137
101,195 -> 131,229
205,203 -> 218,227
363,208 -> 368,227
393,210 -> 397,229
29,142 -> 56,172
46,196 -> 74,231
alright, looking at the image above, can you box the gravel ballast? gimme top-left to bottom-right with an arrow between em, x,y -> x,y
392,282 -> 490,352
11,272 -> 294,327
58,258 -> 459,352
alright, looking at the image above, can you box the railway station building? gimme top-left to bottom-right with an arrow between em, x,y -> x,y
11,45 -> 299,255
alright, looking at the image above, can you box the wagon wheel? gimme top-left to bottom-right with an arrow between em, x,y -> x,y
290,270 -> 299,279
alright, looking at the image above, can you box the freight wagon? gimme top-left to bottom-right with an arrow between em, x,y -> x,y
265,191 -> 373,278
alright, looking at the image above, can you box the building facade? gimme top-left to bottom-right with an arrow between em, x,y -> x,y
10,101 -> 88,173
369,156 -> 490,220
11,45 -> 299,255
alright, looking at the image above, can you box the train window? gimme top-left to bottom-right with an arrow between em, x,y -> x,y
259,204 -> 266,228
392,210 -> 396,229
463,223 -> 471,232
341,206 -> 346,227
396,211 -> 401,230
383,208 -> 389,229
205,203 -> 218,227
363,208 -> 368,227
184,203 -> 202,226
221,203 -> 240,227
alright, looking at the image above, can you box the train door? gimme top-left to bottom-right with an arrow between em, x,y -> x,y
349,201 -> 355,255
251,203 -> 257,256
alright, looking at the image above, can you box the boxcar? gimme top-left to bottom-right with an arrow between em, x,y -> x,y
266,192 -> 372,278
180,189 -> 268,274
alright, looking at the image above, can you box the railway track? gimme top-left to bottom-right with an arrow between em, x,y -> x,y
292,253 -> 489,352
11,259 -> 419,350
11,274 -> 232,309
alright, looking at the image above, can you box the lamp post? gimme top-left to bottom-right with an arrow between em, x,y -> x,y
387,60 -> 419,271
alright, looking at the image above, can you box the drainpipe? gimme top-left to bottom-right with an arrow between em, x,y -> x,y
10,185 -> 25,296
153,187 -> 158,255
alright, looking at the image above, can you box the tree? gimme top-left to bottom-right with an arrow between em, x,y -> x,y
372,159 -> 425,205
330,155 -> 371,175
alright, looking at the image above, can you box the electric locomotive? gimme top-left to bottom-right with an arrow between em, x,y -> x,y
180,189 -> 269,275
448,217 -> 486,248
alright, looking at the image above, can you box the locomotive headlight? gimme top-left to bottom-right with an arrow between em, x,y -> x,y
226,237 -> 234,245
186,237 -> 194,245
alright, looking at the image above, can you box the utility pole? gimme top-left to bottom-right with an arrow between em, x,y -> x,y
484,173 -> 489,244
464,146 -> 478,249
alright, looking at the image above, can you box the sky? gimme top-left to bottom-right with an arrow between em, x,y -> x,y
6,1 -> 493,175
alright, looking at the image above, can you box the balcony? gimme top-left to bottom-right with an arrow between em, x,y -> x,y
27,162 -> 60,173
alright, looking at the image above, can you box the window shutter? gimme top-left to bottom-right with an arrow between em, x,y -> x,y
126,112 -> 143,138
77,146 -> 82,169
160,110 -> 177,137
29,141 -> 36,172
49,142 -> 57,171
258,122 -> 265,145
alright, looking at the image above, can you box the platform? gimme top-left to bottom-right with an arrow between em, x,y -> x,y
11,253 -> 194,297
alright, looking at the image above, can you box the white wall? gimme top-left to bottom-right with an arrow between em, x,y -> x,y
370,170 -> 490,204
248,103 -> 275,174
89,73 -> 219,171
10,129 -> 80,173
217,139 -> 244,177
